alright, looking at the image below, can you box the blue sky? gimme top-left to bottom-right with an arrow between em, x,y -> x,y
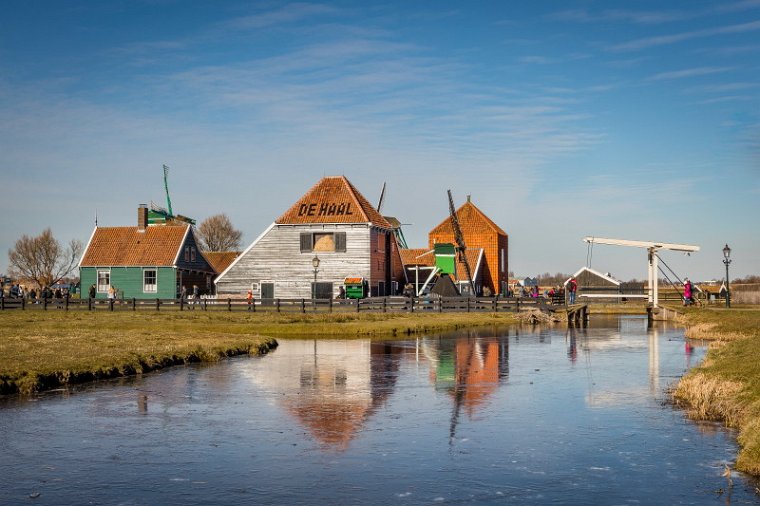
1,1 -> 758,281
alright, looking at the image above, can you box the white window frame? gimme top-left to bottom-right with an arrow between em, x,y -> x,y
97,270 -> 111,293
143,269 -> 157,293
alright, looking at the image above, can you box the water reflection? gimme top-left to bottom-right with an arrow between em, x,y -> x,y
2,317 -> 756,506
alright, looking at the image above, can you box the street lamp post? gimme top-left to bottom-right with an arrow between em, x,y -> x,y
312,255 -> 320,299
723,244 -> 731,309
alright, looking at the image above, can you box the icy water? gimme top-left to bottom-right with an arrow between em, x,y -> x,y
1,316 -> 758,505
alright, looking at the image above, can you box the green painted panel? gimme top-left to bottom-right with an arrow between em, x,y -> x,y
78,267 -> 177,299
434,243 -> 456,275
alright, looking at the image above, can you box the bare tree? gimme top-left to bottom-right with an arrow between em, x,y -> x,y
8,228 -> 83,288
196,214 -> 242,252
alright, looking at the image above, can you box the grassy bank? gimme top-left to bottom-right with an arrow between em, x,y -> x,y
672,307 -> 760,475
0,311 -> 517,395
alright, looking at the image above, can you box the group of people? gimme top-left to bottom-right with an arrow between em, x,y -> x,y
180,285 -> 202,308
1,282 -> 69,303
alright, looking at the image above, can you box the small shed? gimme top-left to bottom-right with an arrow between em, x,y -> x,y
564,267 -> 621,301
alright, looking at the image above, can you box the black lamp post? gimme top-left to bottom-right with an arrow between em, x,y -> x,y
312,255 -> 320,299
722,244 -> 731,309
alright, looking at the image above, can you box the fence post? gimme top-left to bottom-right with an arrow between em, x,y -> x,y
301,298 -> 305,313
21,298 -> 26,310
410,297 -> 415,313
356,298 -> 360,313
203,299 -> 207,311
438,296 -> 443,313
44,297 -> 48,311
109,299 -> 114,311
132,298 -> 136,311
252,297 -> 256,313
276,298 -> 281,313
1,297 -> 4,310
383,297 -> 387,313
228,298 -> 232,311
493,296 -> 497,313
156,298 -> 160,311
329,297 -> 333,313
180,297 -> 184,311
65,294 -> 69,311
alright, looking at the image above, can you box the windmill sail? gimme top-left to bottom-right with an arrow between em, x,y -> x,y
448,190 -> 476,295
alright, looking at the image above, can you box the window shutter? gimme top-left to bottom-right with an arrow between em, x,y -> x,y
300,232 -> 313,252
335,232 -> 347,252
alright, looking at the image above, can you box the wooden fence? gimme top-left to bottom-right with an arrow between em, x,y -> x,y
0,295 -> 557,314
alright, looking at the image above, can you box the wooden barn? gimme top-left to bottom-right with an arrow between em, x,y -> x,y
215,176 -> 406,298
79,205 -> 215,299
426,196 -> 508,296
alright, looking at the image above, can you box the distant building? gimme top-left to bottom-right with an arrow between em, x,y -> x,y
79,205 -> 215,299
564,267 -> 623,301
215,176 -> 405,298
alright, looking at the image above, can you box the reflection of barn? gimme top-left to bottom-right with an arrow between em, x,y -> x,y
244,340 -> 400,450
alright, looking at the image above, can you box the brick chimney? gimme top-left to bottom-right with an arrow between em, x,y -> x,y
138,204 -> 148,231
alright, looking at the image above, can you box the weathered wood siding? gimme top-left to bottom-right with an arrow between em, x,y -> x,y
216,224 -> 375,297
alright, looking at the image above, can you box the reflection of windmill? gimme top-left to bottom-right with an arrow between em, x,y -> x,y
447,190 -> 475,295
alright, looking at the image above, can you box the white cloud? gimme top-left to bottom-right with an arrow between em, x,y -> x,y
612,19 -> 760,51
647,66 -> 734,81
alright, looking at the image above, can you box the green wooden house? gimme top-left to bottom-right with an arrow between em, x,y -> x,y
79,205 -> 215,299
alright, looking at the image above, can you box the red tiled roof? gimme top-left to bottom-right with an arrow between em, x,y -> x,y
202,251 -> 240,274
80,226 -> 189,266
430,200 -> 507,237
399,248 -> 434,266
276,176 -> 391,228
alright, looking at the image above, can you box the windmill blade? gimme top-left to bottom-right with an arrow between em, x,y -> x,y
447,190 -> 476,295
376,182 -> 386,213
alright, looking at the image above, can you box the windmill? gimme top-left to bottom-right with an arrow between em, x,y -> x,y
447,190 -> 476,296
376,182 -> 410,249
148,164 -> 196,225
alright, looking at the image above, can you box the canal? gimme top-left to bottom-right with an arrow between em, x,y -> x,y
1,316 -> 758,504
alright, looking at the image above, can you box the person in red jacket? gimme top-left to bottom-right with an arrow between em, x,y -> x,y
568,278 -> 578,304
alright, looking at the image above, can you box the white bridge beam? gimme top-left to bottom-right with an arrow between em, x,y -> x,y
583,236 -> 699,307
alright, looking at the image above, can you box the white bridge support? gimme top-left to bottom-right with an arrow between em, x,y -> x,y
583,237 -> 700,307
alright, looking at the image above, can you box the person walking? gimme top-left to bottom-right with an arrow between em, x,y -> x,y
192,284 -> 200,309
89,284 -> 96,299
567,277 -> 578,305
683,278 -> 693,306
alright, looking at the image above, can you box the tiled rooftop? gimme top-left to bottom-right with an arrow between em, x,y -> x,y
276,176 -> 391,228
80,225 -> 189,266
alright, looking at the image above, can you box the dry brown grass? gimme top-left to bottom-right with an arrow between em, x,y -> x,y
0,310 -> 517,395
673,308 -> 760,475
